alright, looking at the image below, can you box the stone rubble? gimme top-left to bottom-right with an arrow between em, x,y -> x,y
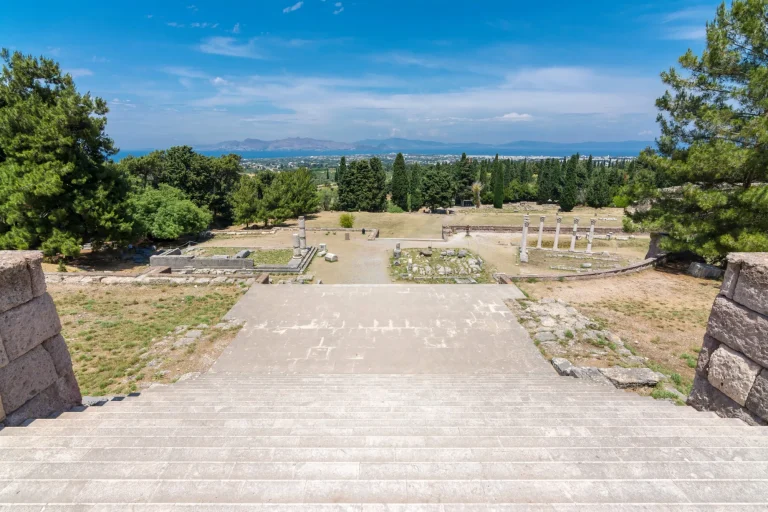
510,297 -> 668,392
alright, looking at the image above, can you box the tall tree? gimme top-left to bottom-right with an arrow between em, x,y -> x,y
492,154 -> 504,208
230,175 -> 262,227
336,156 -> 346,184
586,166 -> 612,208
627,0 -> 768,261
559,154 -> 579,212
454,153 -> 475,205
391,152 -> 409,210
131,185 -> 212,240
277,167 -> 319,217
0,50 -> 133,256
408,163 -> 424,211
422,164 -> 455,211
537,160 -> 552,204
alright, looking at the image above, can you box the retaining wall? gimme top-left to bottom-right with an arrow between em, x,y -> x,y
496,256 -> 664,283
0,251 -> 81,426
688,252 -> 768,426
150,255 -> 255,270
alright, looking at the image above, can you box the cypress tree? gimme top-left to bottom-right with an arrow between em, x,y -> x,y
391,152 -> 409,210
409,163 -> 424,211
336,156 -> 346,184
559,154 -> 579,212
492,154 -> 504,209
586,165 -> 612,208
536,161 -> 551,204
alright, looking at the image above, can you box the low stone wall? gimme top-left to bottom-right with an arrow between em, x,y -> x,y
45,273 -> 269,286
444,225 -> 629,236
150,255 -> 255,270
0,251 -> 81,426
688,253 -> 768,426
496,256 -> 664,283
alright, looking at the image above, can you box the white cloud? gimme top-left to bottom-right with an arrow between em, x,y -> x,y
334,7 -> 344,15
498,112 -> 533,122
198,37 -> 264,58
662,7 -> 713,24
283,1 -> 303,13
638,130 -> 654,137
335,2 -> 342,6
187,4 -> 198,12
66,68 -> 93,78
211,77 -> 229,86
91,56 -> 109,63
664,26 -> 707,40
146,14 -> 153,19
232,23 -> 241,34
162,67 -> 209,79
166,22 -> 184,28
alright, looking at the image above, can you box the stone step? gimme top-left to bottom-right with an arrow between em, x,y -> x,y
3,434 -> 768,448
50,412 -> 741,427
0,478 -> 765,504
3,446 -> 768,463
0,461 -> 766,481
18,417 -> 757,432
4,424 -> 766,438
0,505 -> 765,512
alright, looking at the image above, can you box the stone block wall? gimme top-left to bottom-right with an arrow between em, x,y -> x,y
0,251 -> 81,426
688,252 -> 768,426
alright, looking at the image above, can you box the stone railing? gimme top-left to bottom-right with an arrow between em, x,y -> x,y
688,253 -> 768,426
0,251 -> 81,426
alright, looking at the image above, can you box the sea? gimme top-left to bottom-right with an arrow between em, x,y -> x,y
114,145 -> 650,161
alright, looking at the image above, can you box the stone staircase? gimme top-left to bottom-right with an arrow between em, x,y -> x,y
1,373 -> 767,508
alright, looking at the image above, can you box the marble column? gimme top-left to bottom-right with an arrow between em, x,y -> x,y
298,216 -> 307,255
587,218 -> 597,253
553,216 -> 562,251
520,215 -> 530,263
292,233 -> 301,258
536,216 -> 545,249
569,218 -> 579,252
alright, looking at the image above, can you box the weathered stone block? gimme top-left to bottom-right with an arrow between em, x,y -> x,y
707,296 -> 768,368
54,369 -> 82,406
0,293 -> 62,361
746,369 -> 768,421
687,262 -> 724,280
42,334 -> 74,376
720,261 -> 741,299
695,335 -> 720,378
0,394 -> 5,423
599,367 -> 661,389
3,381 -> 70,427
551,358 -> 573,376
20,251 -> 46,298
688,375 -> 766,426
732,253 -> 768,317
0,251 -> 34,314
707,345 -> 762,406
0,345 -> 58,414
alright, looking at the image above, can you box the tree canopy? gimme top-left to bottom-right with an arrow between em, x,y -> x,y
131,185 -> 212,240
625,0 -> 768,261
391,153 -> 409,210
0,49 -> 133,256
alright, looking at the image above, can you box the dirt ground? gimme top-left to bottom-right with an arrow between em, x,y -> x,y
223,206 -> 628,239
518,267 -> 722,392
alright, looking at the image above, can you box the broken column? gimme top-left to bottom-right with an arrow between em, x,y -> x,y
553,216 -> 562,251
520,215 -> 530,263
587,218 -> 597,253
569,218 -> 579,252
536,216 -> 545,249
394,243 -> 401,259
0,251 -> 81,426
292,233 -> 301,259
298,216 -> 307,255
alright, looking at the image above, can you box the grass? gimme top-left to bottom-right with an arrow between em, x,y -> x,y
680,353 -> 698,368
195,247 -> 293,266
650,385 -> 686,406
51,284 -> 246,396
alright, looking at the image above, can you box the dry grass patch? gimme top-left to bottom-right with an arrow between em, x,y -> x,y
50,284 -> 246,396
518,267 -> 721,394
193,247 -> 293,266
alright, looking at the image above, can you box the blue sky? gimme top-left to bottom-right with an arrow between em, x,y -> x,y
2,0 -> 720,149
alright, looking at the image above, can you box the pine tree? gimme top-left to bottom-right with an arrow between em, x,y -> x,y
454,153 -> 475,205
336,156 -> 346,184
627,1 -> 768,261
586,166 -> 612,208
492,154 -> 504,209
0,50 -> 133,256
536,161 -> 552,204
391,152 -> 409,211
559,154 -> 579,212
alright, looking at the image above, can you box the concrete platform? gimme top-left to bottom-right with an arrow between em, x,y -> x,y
214,284 -> 542,374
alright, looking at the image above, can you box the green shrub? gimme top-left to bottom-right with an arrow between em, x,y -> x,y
622,216 -> 637,233
387,201 -> 405,213
339,213 -> 355,229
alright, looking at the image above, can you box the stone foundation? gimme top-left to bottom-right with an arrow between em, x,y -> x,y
688,252 -> 768,425
0,251 -> 81,426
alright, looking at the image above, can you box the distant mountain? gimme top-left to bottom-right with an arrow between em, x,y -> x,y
196,137 -> 654,154
197,137 -> 357,152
